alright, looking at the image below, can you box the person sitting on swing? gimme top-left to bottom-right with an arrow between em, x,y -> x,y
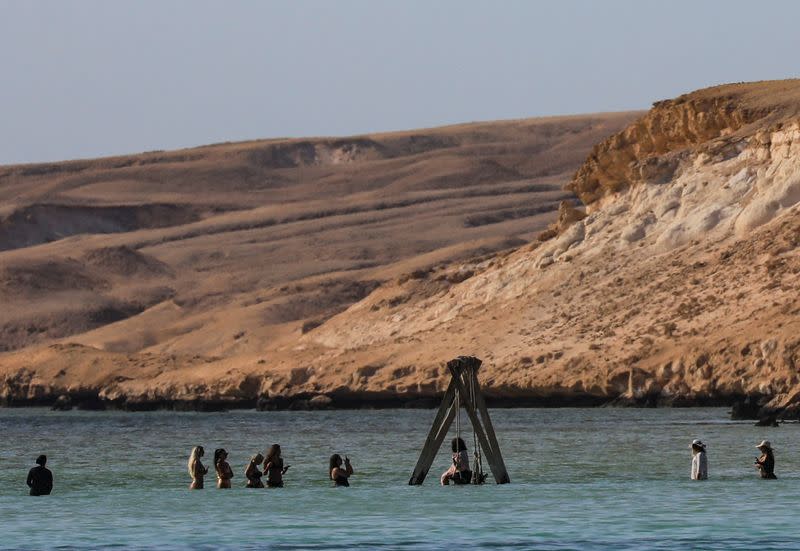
441,437 -> 472,485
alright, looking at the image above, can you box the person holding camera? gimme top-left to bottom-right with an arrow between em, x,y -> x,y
754,440 -> 777,479
329,454 -> 353,487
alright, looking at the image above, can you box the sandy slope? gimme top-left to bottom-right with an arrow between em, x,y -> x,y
0,113 -> 639,408
10,81 -> 800,418
286,80 -> 800,419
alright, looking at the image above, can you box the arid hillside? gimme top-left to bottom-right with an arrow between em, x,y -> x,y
10,80 -> 800,419
0,113 -> 639,408
286,80 -> 800,420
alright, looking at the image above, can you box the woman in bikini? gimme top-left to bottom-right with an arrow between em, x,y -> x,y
187,446 -> 208,489
214,448 -> 234,489
329,454 -> 353,487
264,444 -> 290,488
245,453 -> 265,488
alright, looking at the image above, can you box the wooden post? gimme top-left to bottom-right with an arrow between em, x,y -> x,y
408,355 -> 510,485
470,369 -> 510,483
408,379 -> 457,485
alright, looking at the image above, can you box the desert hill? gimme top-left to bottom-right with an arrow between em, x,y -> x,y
0,113 -> 639,408
289,80 -> 800,419
7,80 -> 800,419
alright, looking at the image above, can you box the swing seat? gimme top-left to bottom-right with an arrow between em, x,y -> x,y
471,471 -> 488,485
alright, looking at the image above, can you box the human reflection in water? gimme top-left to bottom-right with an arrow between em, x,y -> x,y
27,455 -> 53,496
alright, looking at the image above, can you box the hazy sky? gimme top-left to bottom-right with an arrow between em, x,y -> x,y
1,0 -> 799,164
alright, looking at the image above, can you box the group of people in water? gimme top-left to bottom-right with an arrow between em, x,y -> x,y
188,437 -> 778,488
185,439 -> 472,489
187,444 -> 354,489
183,436 -> 779,489
24,437 -> 781,495
689,439 -> 777,480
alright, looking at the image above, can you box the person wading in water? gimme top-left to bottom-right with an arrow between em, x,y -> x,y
329,454 -> 353,487
754,440 -> 777,479
27,455 -> 53,496
214,449 -> 233,489
188,446 -> 208,489
245,454 -> 265,488
264,444 -> 290,488
441,437 -> 472,485
690,439 -> 708,480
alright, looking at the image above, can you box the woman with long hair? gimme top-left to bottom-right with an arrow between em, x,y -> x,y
754,440 -> 777,479
440,437 -> 472,485
214,448 -> 234,489
187,446 -> 208,489
264,444 -> 290,488
245,453 -> 265,488
329,454 -> 353,487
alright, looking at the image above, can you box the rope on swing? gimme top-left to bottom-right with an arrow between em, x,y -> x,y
453,390 -> 465,482
453,367 -> 485,485
455,391 -> 460,445
469,369 -> 486,485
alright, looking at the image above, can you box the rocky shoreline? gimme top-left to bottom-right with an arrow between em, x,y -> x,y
3,83 -> 800,430
0,387 -> 786,422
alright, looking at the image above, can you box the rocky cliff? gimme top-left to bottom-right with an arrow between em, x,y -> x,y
3,81 -> 800,418
275,80 -> 800,419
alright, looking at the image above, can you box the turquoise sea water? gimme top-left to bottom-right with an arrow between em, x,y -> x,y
0,407 -> 798,550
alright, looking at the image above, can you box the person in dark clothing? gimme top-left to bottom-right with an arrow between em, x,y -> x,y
27,455 -> 53,496
441,437 -> 472,485
329,454 -> 353,487
755,440 -> 777,479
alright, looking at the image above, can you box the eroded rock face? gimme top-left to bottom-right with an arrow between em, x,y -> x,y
5,81 -> 800,414
568,93 -> 770,205
541,122 -> 800,259
297,80 -> 800,417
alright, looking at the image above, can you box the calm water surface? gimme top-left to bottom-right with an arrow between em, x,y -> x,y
0,408 -> 798,550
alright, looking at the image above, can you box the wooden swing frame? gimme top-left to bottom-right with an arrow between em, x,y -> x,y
408,356 -> 510,485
